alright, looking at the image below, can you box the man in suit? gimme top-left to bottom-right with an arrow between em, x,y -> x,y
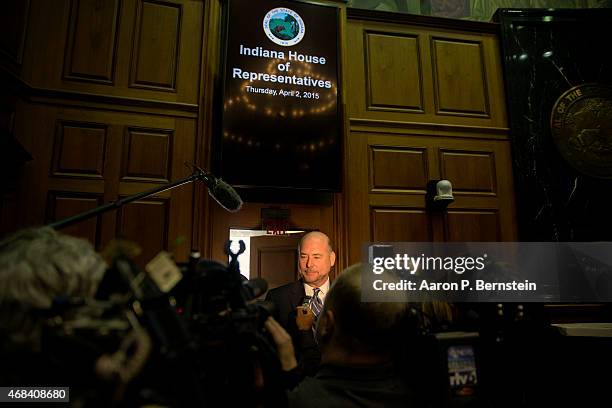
265,231 -> 336,375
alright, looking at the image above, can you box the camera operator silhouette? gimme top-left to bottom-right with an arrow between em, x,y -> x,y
0,227 -> 151,405
265,263 -> 422,407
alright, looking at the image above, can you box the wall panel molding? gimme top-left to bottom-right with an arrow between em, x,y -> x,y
347,8 -> 500,34
371,207 -> 432,241
444,209 -> 500,241
346,18 -> 507,129
370,145 -> 428,192
439,149 -> 497,195
13,0 -> 202,105
51,120 -> 108,179
117,198 -> 169,265
431,37 -> 490,117
63,0 -> 121,84
130,0 -> 181,92
347,130 -> 517,261
364,31 -> 424,113
349,118 -> 509,139
2,72 -> 198,116
46,191 -> 103,246
121,126 -> 173,182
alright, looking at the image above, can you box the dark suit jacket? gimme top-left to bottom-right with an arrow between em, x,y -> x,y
266,281 -> 305,332
265,281 -> 320,376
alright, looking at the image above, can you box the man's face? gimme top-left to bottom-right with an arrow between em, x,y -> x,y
299,235 -> 335,287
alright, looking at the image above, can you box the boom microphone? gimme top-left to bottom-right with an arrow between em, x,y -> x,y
48,166 -> 243,230
199,172 -> 243,213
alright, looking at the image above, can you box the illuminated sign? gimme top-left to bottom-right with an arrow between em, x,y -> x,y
218,0 -> 341,192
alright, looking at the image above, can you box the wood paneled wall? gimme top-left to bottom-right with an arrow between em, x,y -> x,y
0,0 -> 204,264
346,16 -> 507,127
21,0 -> 202,103
1,2 -> 515,271
344,10 -> 517,263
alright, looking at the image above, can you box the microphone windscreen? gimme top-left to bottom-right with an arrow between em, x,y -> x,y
209,179 -> 243,212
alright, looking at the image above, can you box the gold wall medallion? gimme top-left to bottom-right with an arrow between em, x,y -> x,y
550,84 -> 612,178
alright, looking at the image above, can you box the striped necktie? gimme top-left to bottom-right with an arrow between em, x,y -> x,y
310,287 -> 323,319
310,287 -> 323,337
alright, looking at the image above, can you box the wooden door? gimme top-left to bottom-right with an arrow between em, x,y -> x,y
249,233 -> 304,291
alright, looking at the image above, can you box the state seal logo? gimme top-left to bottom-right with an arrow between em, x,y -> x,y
550,83 -> 612,178
263,7 -> 305,47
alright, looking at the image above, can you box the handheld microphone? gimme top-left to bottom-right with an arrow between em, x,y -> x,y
198,171 -> 243,213
301,295 -> 312,308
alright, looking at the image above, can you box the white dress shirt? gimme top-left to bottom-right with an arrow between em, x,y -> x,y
303,278 -> 330,303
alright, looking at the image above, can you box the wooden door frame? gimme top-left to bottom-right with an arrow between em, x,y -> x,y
206,199 -> 346,281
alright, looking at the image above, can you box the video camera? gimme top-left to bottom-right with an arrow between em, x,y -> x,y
42,240 -> 284,407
